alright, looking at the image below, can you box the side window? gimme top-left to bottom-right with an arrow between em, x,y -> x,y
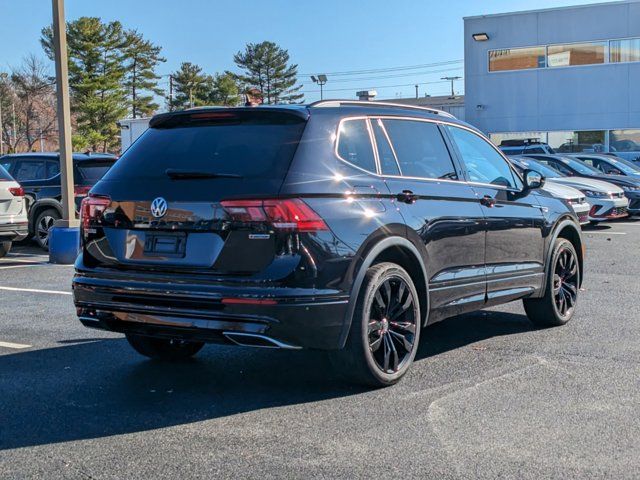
382,119 -> 457,179
544,159 -> 573,176
371,119 -> 400,176
447,126 -> 517,188
1,160 -> 12,173
13,159 -> 46,182
47,160 -> 60,178
337,119 -> 377,173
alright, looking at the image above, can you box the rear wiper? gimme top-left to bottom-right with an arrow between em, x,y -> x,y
165,169 -> 243,180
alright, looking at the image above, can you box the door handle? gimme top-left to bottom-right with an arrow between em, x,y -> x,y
396,190 -> 417,204
480,195 -> 496,208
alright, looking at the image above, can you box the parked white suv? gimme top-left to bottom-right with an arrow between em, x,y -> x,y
0,165 -> 28,257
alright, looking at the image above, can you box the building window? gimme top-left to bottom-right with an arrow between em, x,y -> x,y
489,46 -> 546,72
547,42 -> 607,67
610,130 -> 640,153
610,38 -> 640,63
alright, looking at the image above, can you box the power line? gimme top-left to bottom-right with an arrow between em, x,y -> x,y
318,67 -> 464,84
300,79 -> 455,94
299,59 -> 463,77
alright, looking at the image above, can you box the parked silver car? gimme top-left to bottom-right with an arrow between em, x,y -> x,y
0,165 -> 28,257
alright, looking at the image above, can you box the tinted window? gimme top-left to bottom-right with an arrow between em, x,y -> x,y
526,146 -> 545,154
371,119 -> 400,176
47,160 -> 60,178
14,159 -> 46,181
383,120 -> 456,179
76,162 -> 114,184
105,112 -> 306,181
337,119 -> 377,173
447,126 -> 516,188
0,160 -> 11,174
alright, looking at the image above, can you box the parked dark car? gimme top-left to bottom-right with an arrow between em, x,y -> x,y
521,154 -> 640,216
569,153 -> 640,178
73,102 -> 584,387
0,152 -> 117,249
498,138 -> 555,155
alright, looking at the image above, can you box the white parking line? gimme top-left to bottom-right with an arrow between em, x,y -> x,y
0,286 -> 71,295
0,341 -> 31,349
0,263 -> 67,270
0,258 -> 46,264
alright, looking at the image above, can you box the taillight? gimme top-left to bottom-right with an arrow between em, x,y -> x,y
80,194 -> 111,234
74,185 -> 91,197
9,186 -> 24,197
220,198 -> 328,232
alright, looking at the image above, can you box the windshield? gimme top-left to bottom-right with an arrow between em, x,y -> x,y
516,158 -> 562,178
607,157 -> 640,175
104,111 -> 306,182
560,156 -> 602,175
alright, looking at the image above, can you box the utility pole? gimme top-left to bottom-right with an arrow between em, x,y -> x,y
169,74 -> 173,111
415,84 -> 419,99
0,101 -> 3,156
11,102 -> 16,148
441,76 -> 462,99
51,0 -> 77,227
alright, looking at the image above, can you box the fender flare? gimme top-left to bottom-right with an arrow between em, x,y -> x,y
28,199 -> 62,232
338,236 -> 429,348
541,217 -> 584,296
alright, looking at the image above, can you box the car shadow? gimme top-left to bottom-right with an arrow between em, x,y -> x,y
0,310 -> 534,450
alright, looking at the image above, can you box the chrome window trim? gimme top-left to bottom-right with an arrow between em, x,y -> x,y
334,115 -> 514,187
372,118 -> 403,176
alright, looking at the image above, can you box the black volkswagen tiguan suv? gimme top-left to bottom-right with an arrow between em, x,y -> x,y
73,102 -> 584,386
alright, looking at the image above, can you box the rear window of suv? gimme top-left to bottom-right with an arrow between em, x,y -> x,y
76,161 -> 115,184
104,111 -> 306,182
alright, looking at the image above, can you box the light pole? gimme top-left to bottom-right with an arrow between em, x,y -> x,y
441,76 -> 462,99
311,74 -> 328,100
0,72 -> 7,155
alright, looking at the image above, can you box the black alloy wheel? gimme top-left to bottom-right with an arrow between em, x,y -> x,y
524,238 -> 580,327
368,277 -> 418,374
329,262 -> 421,387
552,245 -> 579,318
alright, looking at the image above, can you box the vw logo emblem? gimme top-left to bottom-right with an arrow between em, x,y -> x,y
150,197 -> 168,218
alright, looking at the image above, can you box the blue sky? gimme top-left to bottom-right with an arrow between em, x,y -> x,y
0,0 -> 613,102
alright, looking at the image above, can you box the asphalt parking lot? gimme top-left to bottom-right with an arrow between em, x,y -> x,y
1,221 -> 640,479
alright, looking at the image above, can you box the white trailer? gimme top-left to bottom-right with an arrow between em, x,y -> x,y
119,117 -> 151,153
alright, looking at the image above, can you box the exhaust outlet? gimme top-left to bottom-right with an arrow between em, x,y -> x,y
223,332 -> 301,350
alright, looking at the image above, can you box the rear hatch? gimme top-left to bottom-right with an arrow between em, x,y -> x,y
83,108 -> 311,276
0,166 -> 23,217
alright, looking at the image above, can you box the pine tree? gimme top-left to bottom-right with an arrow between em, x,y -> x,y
169,62 -> 212,110
41,17 -> 128,152
233,41 -> 303,104
208,72 -> 240,106
122,30 -> 165,118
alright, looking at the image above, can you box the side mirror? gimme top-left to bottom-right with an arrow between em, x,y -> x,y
523,169 -> 545,190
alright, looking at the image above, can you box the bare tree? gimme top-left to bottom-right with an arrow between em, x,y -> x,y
10,55 -> 57,151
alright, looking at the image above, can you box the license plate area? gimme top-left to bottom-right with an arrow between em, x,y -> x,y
143,232 -> 187,257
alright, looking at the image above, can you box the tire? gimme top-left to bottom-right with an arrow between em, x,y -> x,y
524,238 -> 580,327
34,208 -> 61,251
0,241 -> 11,258
125,334 -> 205,361
329,262 -> 421,387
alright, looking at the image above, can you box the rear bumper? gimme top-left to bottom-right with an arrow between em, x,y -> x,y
0,222 -> 29,241
73,268 -> 350,350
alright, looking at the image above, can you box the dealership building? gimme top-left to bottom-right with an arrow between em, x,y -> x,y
463,0 -> 640,159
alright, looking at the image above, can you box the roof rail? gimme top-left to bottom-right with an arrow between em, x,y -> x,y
308,99 -> 456,119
